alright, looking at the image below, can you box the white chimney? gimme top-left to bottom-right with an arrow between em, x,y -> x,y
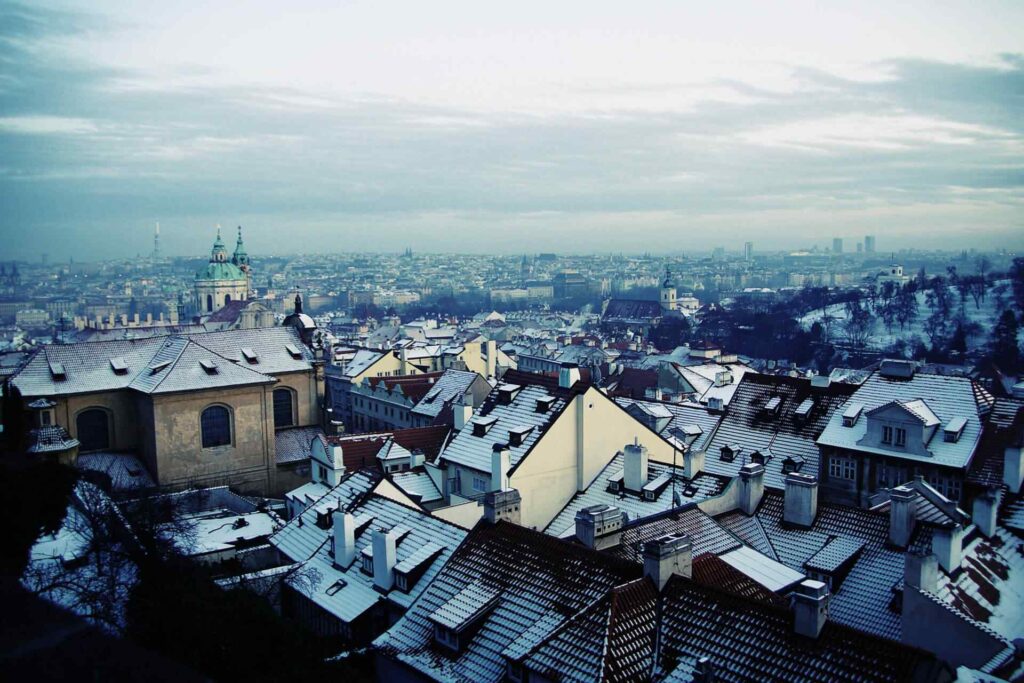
972,488 -> 999,539
783,473 -> 818,528
888,486 -> 917,548
904,550 -> 938,592
485,339 -> 497,378
623,441 -> 649,491
738,463 -> 765,515
1004,446 -> 1023,494
643,534 -> 692,590
372,528 -> 397,591
491,444 -> 510,492
792,579 -> 829,639
332,511 -> 356,567
454,393 -> 474,431
558,363 -> 581,389
933,523 -> 964,573
684,449 -> 705,479
575,504 -> 623,550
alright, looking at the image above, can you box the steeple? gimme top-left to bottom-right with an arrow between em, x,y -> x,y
210,225 -> 228,262
232,225 -> 249,268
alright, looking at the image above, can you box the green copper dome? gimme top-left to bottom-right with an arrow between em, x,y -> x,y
195,260 -> 247,282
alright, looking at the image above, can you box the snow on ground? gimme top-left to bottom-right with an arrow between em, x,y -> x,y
798,282 -> 1013,352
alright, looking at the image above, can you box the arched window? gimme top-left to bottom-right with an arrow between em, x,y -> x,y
206,294 -> 213,312
201,405 -> 232,448
76,408 -> 111,451
224,294 -> 231,305
274,388 -> 295,428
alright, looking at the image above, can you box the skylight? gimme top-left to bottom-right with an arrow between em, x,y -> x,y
110,357 -> 128,374
200,359 -> 219,374
241,347 -> 259,364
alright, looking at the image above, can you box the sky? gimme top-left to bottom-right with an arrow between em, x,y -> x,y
0,0 -> 1022,260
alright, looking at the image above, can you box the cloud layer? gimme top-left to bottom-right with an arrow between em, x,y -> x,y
0,1 -> 1021,259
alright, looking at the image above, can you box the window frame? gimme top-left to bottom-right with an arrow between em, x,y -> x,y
881,425 -> 893,445
200,404 -> 233,449
75,407 -> 112,452
895,427 -> 907,448
273,387 -> 296,429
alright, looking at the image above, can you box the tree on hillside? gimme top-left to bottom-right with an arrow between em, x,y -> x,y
990,309 -> 1021,373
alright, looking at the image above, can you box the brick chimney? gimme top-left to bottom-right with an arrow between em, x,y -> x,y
792,579 -> 829,638
575,504 -> 623,550
372,528 -> 398,591
888,486 -> 917,548
484,488 -> 522,525
738,463 -> 765,515
783,472 -> 818,528
332,510 -> 356,567
643,533 -> 692,590
623,440 -> 649,492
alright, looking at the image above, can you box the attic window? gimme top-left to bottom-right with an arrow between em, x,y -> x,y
285,343 -> 302,359
109,357 -> 128,375
720,444 -> 741,462
472,415 -> 498,437
200,359 -> 219,375
842,403 -> 863,427
508,425 -> 534,447
241,347 -> 259,364
943,417 -> 967,443
794,398 -> 814,419
607,469 -> 624,493
763,396 -> 782,416
48,360 -> 66,380
496,383 -> 522,405
535,395 -> 556,413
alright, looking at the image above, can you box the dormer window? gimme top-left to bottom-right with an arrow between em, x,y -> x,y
472,416 -> 498,437
200,359 -> 218,375
110,357 -> 128,375
842,403 -> 863,427
496,384 -> 522,405
434,624 -> 460,652
507,660 -> 525,682
48,360 -> 66,381
895,427 -> 907,448
762,396 -> 781,417
882,425 -> 893,445
943,417 -> 966,443
361,554 -> 373,574
720,444 -> 741,462
241,347 -> 259,364
285,343 -> 303,359
395,572 -> 409,592
508,426 -> 534,447
535,395 -> 556,413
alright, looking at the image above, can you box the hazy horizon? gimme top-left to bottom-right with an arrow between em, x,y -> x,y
1,0 -> 1022,261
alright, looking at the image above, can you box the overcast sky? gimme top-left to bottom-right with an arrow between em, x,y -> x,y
0,0 -> 1022,260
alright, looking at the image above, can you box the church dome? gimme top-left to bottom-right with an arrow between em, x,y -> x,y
195,260 -> 247,282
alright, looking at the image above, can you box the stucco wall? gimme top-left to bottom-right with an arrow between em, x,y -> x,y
59,390 -> 140,452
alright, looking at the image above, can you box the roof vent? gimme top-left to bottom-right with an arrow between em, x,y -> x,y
109,357 -> 128,375
508,425 -> 534,447
879,359 -> 916,380
707,397 -> 724,413
285,343 -> 303,359
762,396 -> 782,417
794,398 -> 813,420
496,383 -> 522,405
48,359 -> 66,381
842,403 -> 863,427
472,415 -> 498,437
200,359 -> 219,375
714,370 -> 733,387
241,347 -> 259,364
535,395 -> 556,413
943,417 -> 966,443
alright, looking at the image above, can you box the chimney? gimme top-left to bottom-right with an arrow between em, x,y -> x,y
932,523 -> 964,573
1003,446 -> 1023,494
484,488 -> 521,525
454,392 -> 474,431
575,504 -> 623,550
903,550 -> 938,592
783,473 -> 818,528
485,339 -> 497,378
643,533 -> 692,590
623,440 -> 649,492
792,579 -> 829,638
399,346 -> 409,374
684,448 -> 705,479
491,444 -> 510,492
738,463 -> 765,515
332,511 -> 356,567
372,528 -> 397,591
888,486 -> 917,548
972,488 -> 1000,539
558,362 -> 581,389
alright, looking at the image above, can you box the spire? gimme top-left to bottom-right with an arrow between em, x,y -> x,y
210,225 -> 228,262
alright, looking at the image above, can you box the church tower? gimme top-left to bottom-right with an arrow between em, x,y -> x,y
194,225 -> 250,315
231,226 -> 252,296
660,267 -> 677,313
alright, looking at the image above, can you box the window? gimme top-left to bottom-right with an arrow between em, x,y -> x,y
881,425 -> 893,444
361,555 -> 373,574
201,405 -> 232,448
472,476 -> 488,493
273,388 -> 295,428
224,294 -> 231,305
434,625 -> 459,651
206,294 -> 213,312
76,408 -> 111,451
829,456 -> 855,481
895,428 -> 907,448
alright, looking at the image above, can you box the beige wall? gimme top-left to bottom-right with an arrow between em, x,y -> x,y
148,384 -> 274,494
274,370 -> 319,428
59,390 -> 141,452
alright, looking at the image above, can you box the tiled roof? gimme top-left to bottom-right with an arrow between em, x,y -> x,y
374,522 -> 640,683
323,425 -> 451,469
543,452 -> 729,538
342,349 -> 385,378
704,373 -> 857,490
390,470 -> 443,504
655,574 -> 946,683
77,452 -> 155,492
605,368 -> 658,399
13,327 -> 313,397
289,493 -> 467,623
609,505 -> 741,564
275,425 -> 325,465
614,398 -> 721,453
366,371 -> 445,403
602,299 -> 662,322
412,369 -> 483,419
818,370 -> 989,469
969,397 -> 1024,487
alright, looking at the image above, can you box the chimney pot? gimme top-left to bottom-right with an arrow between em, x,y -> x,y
575,504 -> 623,550
332,511 -> 356,567
623,442 -> 649,492
643,533 -> 692,590
783,473 -> 818,528
372,528 -> 397,591
738,463 -> 765,515
888,486 -> 918,548
491,444 -> 510,492
792,579 -> 829,638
